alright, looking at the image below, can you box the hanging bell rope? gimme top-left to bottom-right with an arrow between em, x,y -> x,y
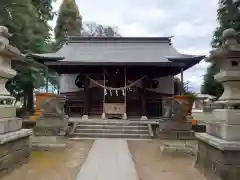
86,75 -> 145,91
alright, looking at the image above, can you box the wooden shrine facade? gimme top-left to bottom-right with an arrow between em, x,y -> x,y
59,67 -> 171,119
30,36 -> 205,119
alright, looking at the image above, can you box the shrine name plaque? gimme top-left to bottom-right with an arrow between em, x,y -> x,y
104,103 -> 125,115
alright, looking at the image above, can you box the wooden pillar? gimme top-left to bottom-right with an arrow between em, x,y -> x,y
45,67 -> 49,93
123,67 -> 127,120
141,77 -> 147,119
83,75 -> 89,116
102,69 -> 106,119
180,67 -> 184,95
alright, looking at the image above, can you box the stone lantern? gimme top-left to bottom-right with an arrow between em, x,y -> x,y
0,26 -> 32,177
195,28 -> 240,180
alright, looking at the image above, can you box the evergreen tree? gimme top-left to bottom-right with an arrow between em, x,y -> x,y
0,0 -> 56,112
54,0 -> 82,49
201,63 -> 224,97
201,0 -> 240,98
212,0 -> 240,48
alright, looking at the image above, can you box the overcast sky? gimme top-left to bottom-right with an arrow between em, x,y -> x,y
53,0 -> 219,92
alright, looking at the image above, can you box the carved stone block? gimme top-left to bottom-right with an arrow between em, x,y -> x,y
40,96 -> 66,119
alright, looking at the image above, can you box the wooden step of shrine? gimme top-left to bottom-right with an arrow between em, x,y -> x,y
71,120 -> 152,140
71,132 -> 151,139
74,128 -> 149,134
77,124 -> 148,130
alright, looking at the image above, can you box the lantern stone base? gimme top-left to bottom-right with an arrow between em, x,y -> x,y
195,133 -> 240,180
0,129 -> 32,178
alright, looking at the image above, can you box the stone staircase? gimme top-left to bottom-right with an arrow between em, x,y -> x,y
70,120 -> 153,140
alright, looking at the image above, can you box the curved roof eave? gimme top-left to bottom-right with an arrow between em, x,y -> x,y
167,55 -> 205,71
28,53 -> 65,62
168,55 -> 205,64
167,55 -> 205,62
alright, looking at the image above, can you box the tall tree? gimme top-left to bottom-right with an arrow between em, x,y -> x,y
212,0 -> 240,48
201,0 -> 240,98
1,0 -> 57,112
54,0 -> 82,49
201,63 -> 224,98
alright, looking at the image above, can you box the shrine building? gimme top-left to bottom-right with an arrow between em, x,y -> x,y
30,36 -> 204,120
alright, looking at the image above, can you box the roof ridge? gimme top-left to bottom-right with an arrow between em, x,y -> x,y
67,36 -> 172,44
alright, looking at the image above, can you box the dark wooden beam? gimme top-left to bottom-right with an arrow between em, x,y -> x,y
83,75 -> 90,115
48,65 -> 189,78
180,67 -> 184,95
141,77 -> 148,117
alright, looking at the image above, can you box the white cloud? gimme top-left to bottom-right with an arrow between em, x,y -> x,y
52,0 -> 218,92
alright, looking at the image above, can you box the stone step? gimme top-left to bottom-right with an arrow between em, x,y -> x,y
76,124 -> 148,130
74,128 -> 149,134
69,137 -> 152,141
73,132 -> 151,139
77,121 -> 149,126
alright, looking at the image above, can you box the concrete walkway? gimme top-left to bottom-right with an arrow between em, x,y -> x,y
75,139 -> 139,180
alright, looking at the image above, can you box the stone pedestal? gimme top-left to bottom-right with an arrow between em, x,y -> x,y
158,121 -> 195,139
196,133 -> 240,180
195,29 -> 240,180
0,26 -> 32,178
33,95 -> 69,150
34,116 -> 68,136
158,98 -> 195,139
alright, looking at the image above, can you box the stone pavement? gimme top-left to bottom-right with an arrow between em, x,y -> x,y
75,139 -> 139,180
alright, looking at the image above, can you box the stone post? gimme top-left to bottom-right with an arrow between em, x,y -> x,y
195,29 -> 240,180
0,26 -> 32,178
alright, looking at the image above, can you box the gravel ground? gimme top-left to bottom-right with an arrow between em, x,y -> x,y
3,140 -> 93,180
128,140 -> 206,180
